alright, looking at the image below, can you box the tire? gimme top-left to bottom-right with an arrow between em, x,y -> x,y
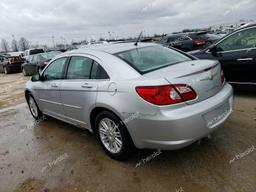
95,111 -> 134,161
4,66 -> 9,74
22,68 -> 28,76
27,94 -> 43,120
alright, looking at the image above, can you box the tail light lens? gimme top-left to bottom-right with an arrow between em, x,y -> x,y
43,61 -> 49,65
221,69 -> 225,84
194,39 -> 205,45
135,84 -> 197,105
174,84 -> 197,101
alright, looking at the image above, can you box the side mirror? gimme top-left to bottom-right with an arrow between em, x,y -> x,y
31,73 -> 40,82
208,45 -> 218,57
31,73 -> 45,82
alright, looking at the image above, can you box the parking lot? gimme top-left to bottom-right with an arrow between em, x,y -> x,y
0,73 -> 255,192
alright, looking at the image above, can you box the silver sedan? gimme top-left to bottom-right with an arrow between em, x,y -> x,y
25,43 -> 233,160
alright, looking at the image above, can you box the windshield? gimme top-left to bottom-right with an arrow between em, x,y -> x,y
115,45 -> 192,74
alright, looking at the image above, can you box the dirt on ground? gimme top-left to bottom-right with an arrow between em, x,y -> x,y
0,73 -> 256,192
0,73 -> 30,108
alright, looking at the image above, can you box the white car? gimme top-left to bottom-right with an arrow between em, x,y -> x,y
25,43 -> 233,160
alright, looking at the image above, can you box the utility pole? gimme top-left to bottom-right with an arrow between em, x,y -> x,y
51,36 -> 55,49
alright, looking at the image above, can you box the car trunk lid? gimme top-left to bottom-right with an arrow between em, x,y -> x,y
142,60 -> 223,104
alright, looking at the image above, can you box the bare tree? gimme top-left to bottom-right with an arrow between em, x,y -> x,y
1,39 -> 9,53
19,37 -> 30,51
11,39 -> 19,52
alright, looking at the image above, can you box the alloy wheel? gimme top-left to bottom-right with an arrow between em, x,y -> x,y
4,67 -> 8,74
29,96 -> 38,117
22,68 -> 27,76
99,118 -> 123,154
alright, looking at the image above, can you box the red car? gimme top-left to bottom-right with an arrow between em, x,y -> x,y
0,56 -> 24,74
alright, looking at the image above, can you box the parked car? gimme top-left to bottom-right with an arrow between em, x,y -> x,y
25,43 -> 233,160
0,56 -> 24,74
191,24 -> 256,84
37,51 -> 62,72
204,33 -> 223,42
23,48 -> 45,60
159,32 -> 214,51
22,51 -> 61,76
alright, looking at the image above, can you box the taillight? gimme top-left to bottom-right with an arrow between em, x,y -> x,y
194,39 -> 205,45
43,61 -> 49,65
174,84 -> 197,101
221,69 -> 225,84
135,84 -> 197,105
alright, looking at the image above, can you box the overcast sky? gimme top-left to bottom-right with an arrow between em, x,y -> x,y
0,0 -> 255,46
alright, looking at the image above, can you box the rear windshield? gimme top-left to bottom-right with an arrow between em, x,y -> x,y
115,45 -> 192,74
8,57 -> 22,62
30,49 -> 44,55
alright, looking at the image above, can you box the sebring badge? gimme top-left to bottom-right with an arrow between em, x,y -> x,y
200,70 -> 217,81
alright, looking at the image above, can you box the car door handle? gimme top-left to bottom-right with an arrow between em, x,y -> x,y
237,58 -> 253,61
81,83 -> 93,88
51,83 -> 58,88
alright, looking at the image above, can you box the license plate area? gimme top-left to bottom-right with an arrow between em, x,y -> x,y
203,97 -> 232,128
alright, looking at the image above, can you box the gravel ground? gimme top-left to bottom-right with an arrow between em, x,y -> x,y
0,73 -> 255,192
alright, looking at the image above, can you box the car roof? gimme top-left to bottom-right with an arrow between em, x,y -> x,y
237,23 -> 256,30
167,31 -> 208,37
78,42 -> 157,54
52,43 -> 158,80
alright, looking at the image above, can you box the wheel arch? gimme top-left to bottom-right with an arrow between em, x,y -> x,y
90,105 -> 134,139
90,106 -> 122,132
25,89 -> 31,101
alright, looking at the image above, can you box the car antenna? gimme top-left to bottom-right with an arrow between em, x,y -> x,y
134,31 -> 143,46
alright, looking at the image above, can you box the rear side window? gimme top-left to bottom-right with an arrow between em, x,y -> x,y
116,45 -> 192,74
67,56 -> 93,79
8,57 -> 22,62
91,61 -> 109,79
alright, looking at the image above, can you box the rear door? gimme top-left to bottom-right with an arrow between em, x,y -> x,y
60,55 -> 108,128
214,26 -> 256,83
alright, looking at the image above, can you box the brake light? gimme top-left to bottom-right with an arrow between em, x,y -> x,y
174,84 -> 197,101
135,84 -> 197,105
221,69 -> 225,84
194,39 -> 205,45
43,61 -> 49,65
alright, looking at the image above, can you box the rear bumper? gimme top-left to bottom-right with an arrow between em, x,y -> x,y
6,64 -> 22,72
127,83 -> 233,150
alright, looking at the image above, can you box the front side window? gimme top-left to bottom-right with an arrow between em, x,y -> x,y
67,56 -> 93,79
116,45 -> 192,74
43,57 -> 66,81
217,28 -> 256,51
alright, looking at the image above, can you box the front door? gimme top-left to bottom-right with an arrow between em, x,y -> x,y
35,57 -> 67,118
214,26 -> 256,83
